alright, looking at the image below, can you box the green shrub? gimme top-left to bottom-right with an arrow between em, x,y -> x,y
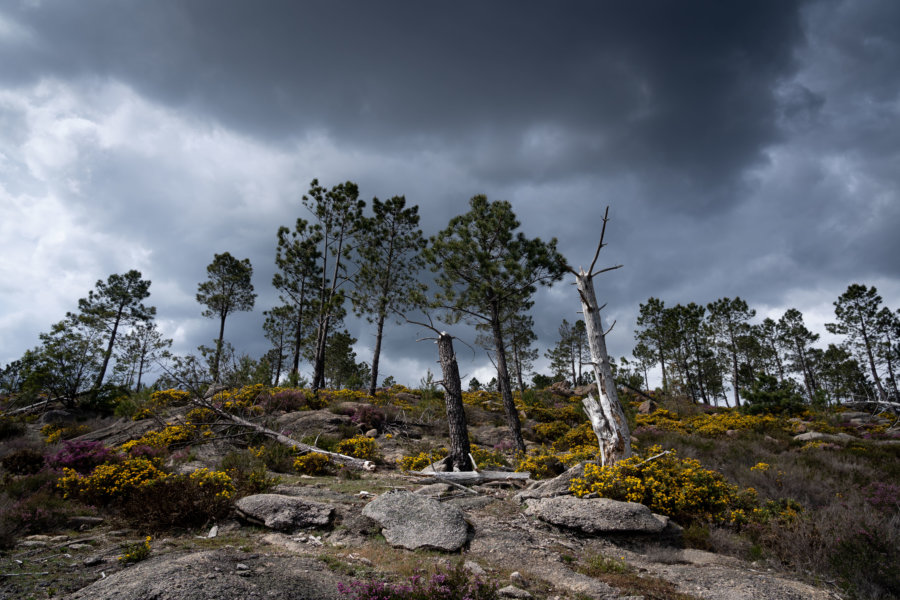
0,414 -> 26,440
219,450 -> 279,496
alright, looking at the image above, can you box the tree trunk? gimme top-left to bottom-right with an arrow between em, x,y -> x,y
436,331 -> 473,471
94,312 -> 122,390
369,312 -> 386,397
513,340 -> 526,398
730,341 -> 741,407
574,268 -> 631,467
213,311 -> 227,383
491,305 -> 525,453
859,314 -> 887,400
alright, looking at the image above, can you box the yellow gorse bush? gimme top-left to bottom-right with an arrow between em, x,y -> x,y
636,409 -> 783,436
58,457 -> 167,504
119,535 -> 152,564
335,435 -> 378,460
119,423 -> 199,454
149,389 -> 191,408
569,445 -> 753,525
293,452 -> 331,475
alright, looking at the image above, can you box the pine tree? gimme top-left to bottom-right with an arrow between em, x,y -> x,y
351,196 -> 426,396
826,284 -> 888,400
196,252 -> 256,383
74,270 -> 155,391
425,195 -> 565,452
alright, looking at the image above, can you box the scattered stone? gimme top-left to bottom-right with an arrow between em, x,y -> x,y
464,560 -> 486,576
498,585 -> 532,598
364,428 -> 378,438
725,429 -> 739,437
39,409 -> 76,424
573,383 -> 598,397
510,571 -> 528,587
637,399 -> 659,414
68,516 -> 105,529
793,431 -> 856,443
68,543 -> 93,550
548,381 -> 574,397
525,496 -> 667,534
208,525 -> 219,539
19,540 -> 48,548
83,555 -> 104,566
236,563 -> 250,571
362,490 -> 470,551
235,494 -> 334,531
515,463 -> 584,501
415,483 -> 453,497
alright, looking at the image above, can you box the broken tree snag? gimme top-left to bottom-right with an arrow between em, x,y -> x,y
568,207 -> 632,467
436,331 -> 474,471
405,315 -> 474,472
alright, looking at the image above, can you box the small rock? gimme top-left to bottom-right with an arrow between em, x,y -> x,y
365,428 -> 378,438
236,563 -> 250,570
464,560 -> 486,576
207,525 -> 219,539
68,516 -> 105,529
69,543 -> 93,550
19,541 -> 48,548
83,556 -> 104,567
510,571 -> 528,587
499,585 -> 532,598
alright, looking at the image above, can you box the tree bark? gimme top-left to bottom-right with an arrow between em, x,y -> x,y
574,267 -> 632,466
369,312 -> 386,397
94,311 -> 122,390
436,331 -> 473,471
212,312 -> 227,383
491,304 -> 526,453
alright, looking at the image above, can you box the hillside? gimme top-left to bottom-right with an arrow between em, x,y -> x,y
1,385 -> 898,600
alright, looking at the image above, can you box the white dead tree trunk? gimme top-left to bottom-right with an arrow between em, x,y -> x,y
567,207 -> 632,466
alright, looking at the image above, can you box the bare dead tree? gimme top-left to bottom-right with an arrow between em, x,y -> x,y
405,314 -> 474,472
565,206 -> 632,466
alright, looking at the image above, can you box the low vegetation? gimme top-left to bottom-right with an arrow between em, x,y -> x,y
0,381 -> 898,599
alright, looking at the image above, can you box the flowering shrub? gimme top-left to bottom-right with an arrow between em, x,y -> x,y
552,422 -> 597,451
40,423 -> 90,443
533,420 -> 570,442
470,445 -> 509,469
58,457 -> 166,504
515,448 -> 565,480
634,409 -> 689,433
119,536 -> 152,564
689,412 -> 780,436
635,409 -> 783,437
46,440 -> 117,474
397,448 -> 447,472
294,452 -> 331,475
337,561 -> 497,600
119,423 -> 199,454
120,468 -> 235,528
258,388 -> 309,413
149,389 -> 191,408
570,446 -> 753,525
335,436 -> 378,461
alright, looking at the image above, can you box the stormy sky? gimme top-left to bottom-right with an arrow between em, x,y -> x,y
1,0 -> 898,390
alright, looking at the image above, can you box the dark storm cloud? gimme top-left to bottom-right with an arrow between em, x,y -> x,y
2,0 -> 898,387
2,1 -> 803,212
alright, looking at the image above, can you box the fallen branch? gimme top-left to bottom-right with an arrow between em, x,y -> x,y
196,397 -> 375,471
409,470 -> 531,486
